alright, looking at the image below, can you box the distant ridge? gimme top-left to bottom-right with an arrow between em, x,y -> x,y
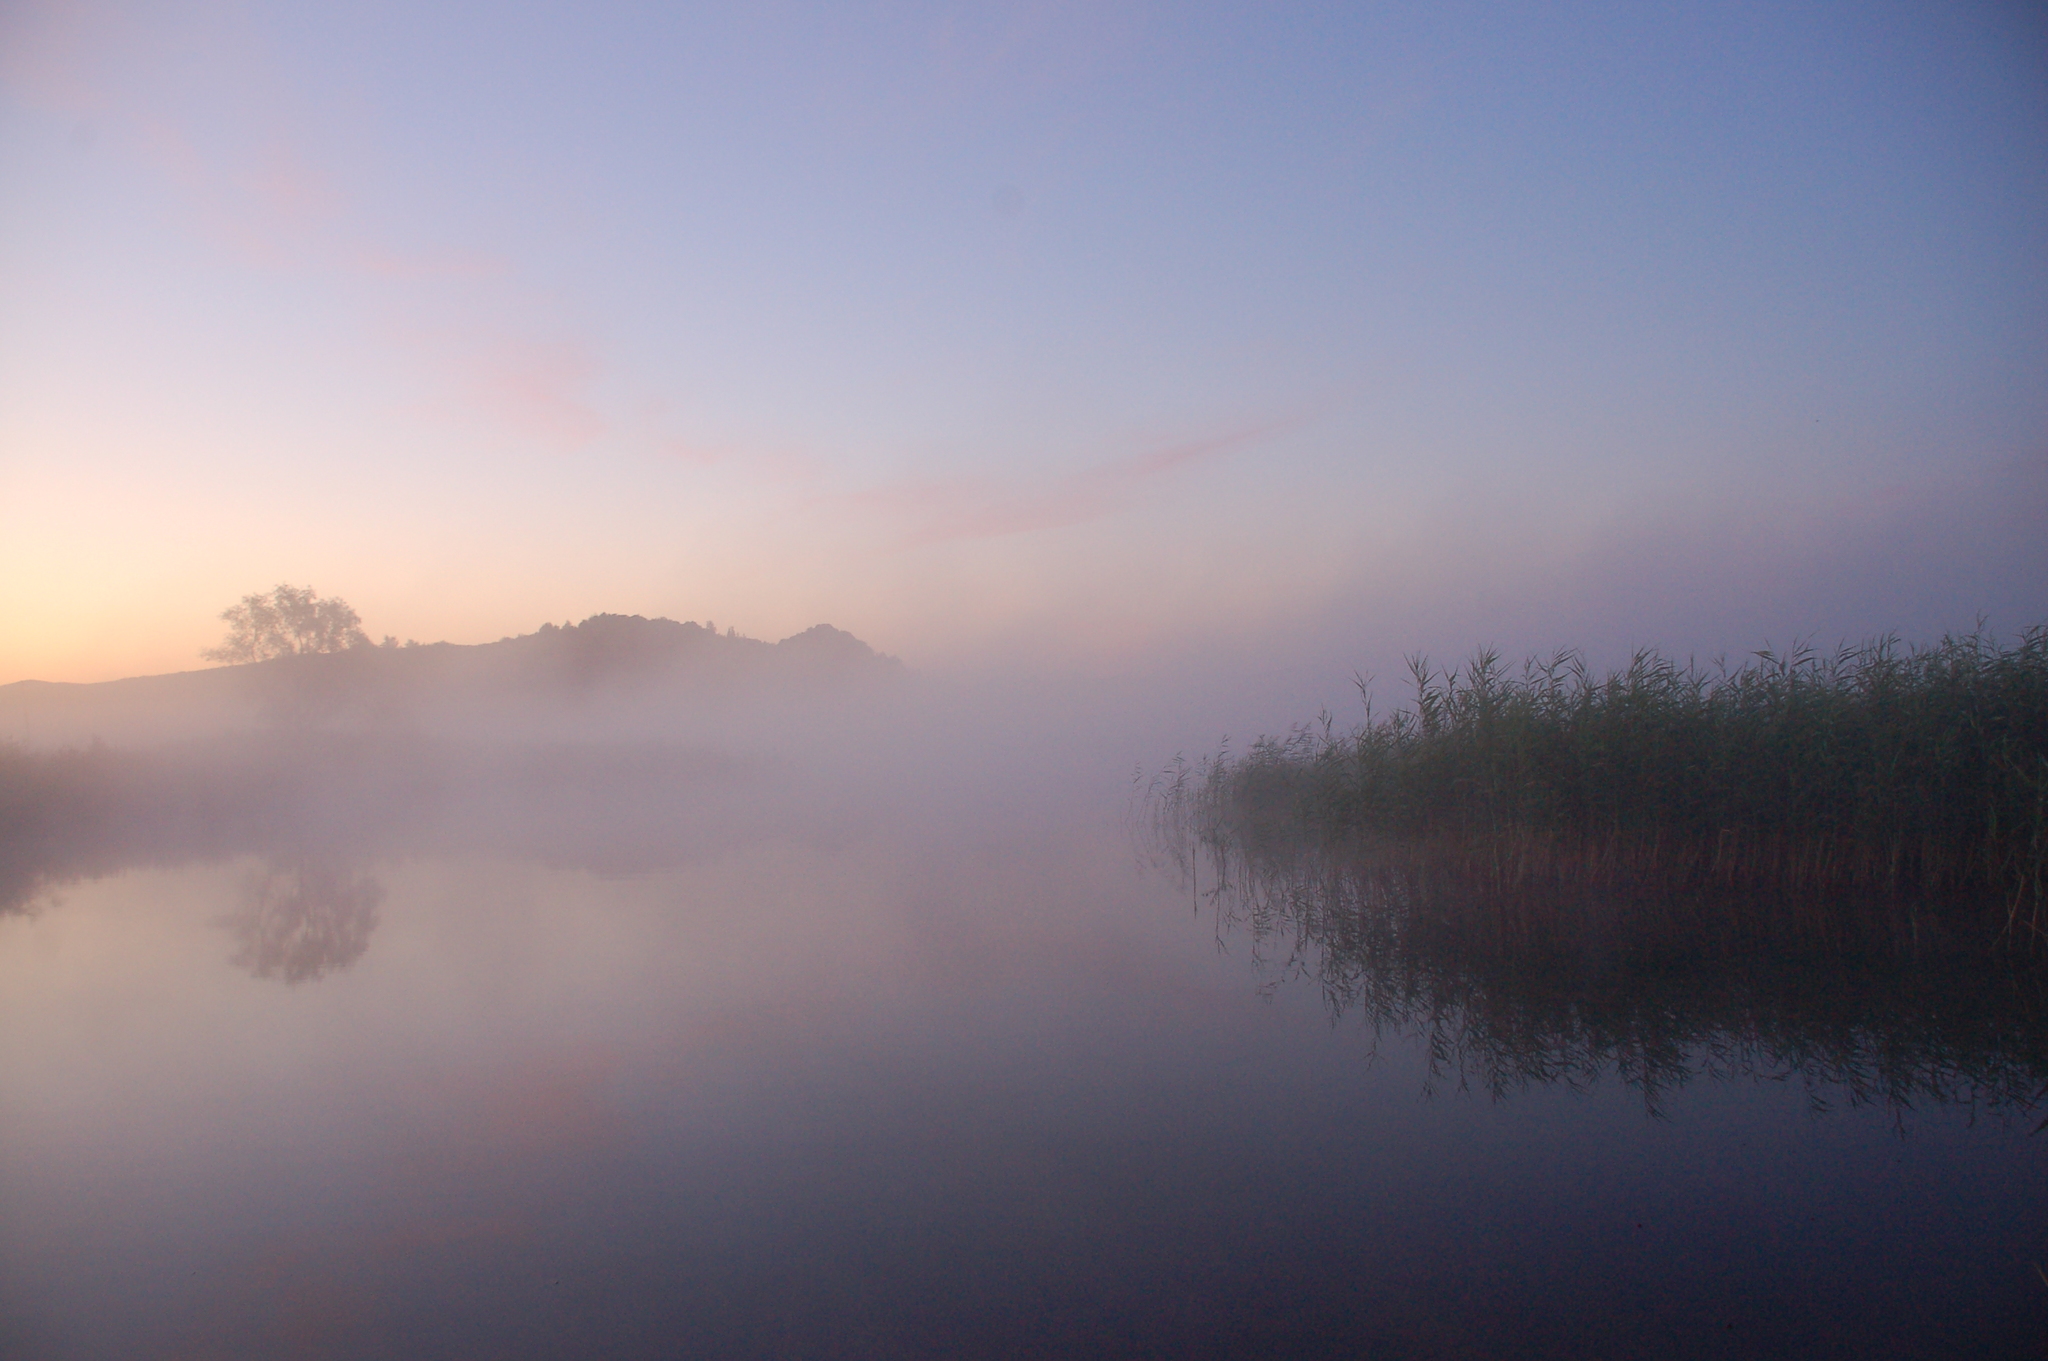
476,615 -> 900,679
1,615 -> 905,746
6,615 -> 901,689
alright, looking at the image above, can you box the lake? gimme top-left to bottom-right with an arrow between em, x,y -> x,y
2,738 -> 2043,1359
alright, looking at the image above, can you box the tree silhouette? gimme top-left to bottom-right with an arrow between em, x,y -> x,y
204,584 -> 370,663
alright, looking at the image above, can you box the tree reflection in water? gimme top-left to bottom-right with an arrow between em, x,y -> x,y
218,861 -> 383,984
1176,833 -> 2048,1120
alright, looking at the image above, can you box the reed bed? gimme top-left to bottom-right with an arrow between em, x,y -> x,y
1163,624 -> 2048,947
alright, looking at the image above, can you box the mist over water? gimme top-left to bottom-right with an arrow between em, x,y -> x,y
3,626 -> 2045,1359
7,0 -> 2046,1349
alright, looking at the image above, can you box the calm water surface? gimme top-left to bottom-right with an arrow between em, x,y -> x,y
2,760 -> 2044,1359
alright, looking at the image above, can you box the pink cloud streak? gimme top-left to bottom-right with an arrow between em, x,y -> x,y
459,338 -> 609,450
835,414 -> 1308,548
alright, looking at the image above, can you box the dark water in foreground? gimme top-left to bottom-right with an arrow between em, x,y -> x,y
2,764 -> 2044,1359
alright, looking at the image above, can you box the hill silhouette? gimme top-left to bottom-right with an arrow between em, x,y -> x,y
2,615 -> 905,747
0,615 -> 912,911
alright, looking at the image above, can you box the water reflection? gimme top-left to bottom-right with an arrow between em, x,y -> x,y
8,750 -> 2048,1358
1177,835 -> 2048,1119
219,861 -> 383,983
0,732 -> 755,919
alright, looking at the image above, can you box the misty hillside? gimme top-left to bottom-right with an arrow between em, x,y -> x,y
2,615 -> 905,747
368,614 -> 901,692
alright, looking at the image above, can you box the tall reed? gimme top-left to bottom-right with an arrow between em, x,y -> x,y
1179,624 -> 2048,946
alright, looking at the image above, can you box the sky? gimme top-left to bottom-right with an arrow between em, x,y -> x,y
2,0 -> 2043,691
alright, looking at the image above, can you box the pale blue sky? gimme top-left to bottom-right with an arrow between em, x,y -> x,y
2,0 -> 2042,684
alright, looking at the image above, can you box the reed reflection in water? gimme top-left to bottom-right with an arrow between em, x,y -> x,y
1150,812 -> 2048,1120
